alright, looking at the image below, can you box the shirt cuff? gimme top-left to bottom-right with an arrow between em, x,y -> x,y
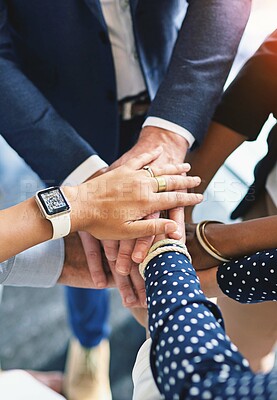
0,239 -> 65,288
143,117 -> 195,148
62,155 -> 108,185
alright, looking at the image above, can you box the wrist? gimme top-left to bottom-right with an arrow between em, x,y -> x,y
140,126 -> 189,162
28,197 -> 53,242
204,222 -> 236,259
62,186 -> 83,233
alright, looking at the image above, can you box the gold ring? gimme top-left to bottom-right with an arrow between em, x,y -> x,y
143,165 -> 155,177
154,176 -> 167,192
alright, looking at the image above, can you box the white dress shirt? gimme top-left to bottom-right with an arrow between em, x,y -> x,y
132,338 -> 161,400
66,0 -> 194,185
266,161 -> 277,207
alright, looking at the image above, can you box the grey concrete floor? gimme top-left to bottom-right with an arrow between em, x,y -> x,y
0,285 -> 145,400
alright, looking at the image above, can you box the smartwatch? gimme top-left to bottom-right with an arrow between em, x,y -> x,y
35,186 -> 71,240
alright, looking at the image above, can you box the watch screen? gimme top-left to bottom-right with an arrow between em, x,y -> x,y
38,187 -> 70,216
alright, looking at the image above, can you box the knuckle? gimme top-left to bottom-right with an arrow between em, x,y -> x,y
87,250 -> 100,260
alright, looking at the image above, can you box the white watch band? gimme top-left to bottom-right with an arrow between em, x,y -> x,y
51,213 -> 71,240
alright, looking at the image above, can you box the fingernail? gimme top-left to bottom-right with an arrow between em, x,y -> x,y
133,252 -> 143,262
165,222 -> 177,233
96,282 -> 106,289
125,295 -> 137,304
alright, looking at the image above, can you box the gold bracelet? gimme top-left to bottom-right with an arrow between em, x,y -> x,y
139,244 -> 192,280
196,220 -> 231,263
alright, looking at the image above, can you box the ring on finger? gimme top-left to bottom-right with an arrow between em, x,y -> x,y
143,165 -> 155,177
154,176 -> 167,192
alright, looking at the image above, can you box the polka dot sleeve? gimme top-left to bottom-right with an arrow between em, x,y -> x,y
144,251 -> 277,400
217,248 -> 277,303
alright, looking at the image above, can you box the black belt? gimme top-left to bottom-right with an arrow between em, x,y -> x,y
119,93 -> 150,121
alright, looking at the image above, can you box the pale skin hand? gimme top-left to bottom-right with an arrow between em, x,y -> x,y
66,148 -> 202,307
104,126 -> 190,277
65,148 -> 202,239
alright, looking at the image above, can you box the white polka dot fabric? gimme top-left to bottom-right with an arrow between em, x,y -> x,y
144,250 -> 277,399
217,248 -> 277,303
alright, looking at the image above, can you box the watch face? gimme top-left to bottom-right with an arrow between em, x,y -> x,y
38,187 -> 70,216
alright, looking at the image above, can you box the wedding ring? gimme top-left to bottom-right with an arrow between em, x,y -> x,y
154,176 -> 167,192
143,165 -> 155,177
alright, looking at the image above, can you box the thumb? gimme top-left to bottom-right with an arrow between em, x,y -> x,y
125,219 -> 178,239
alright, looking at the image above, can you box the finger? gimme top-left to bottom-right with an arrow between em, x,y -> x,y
124,218 -> 179,239
126,146 -> 163,170
151,175 -> 201,193
109,261 -> 141,307
102,239 -> 119,262
79,231 -> 107,288
115,239 -> 136,275
155,192 -> 203,210
167,207 -> 185,241
129,263 -> 147,307
142,162 -> 191,178
132,212 -> 158,263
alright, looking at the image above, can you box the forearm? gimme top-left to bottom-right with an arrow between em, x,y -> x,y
206,216 -> 277,260
0,2 -> 94,184
149,0 -> 251,142
57,233 -> 114,288
145,250 -> 276,399
217,248 -> 277,303
0,197 -> 53,262
0,239 -> 64,287
187,122 -> 246,194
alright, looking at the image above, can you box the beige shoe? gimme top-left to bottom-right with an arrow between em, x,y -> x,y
63,338 -> 112,400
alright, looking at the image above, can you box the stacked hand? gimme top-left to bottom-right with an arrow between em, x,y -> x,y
65,134 -> 201,307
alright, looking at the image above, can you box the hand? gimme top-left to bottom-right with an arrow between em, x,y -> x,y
79,232 -> 146,307
196,267 -> 225,299
112,126 -> 189,242
105,129 -> 190,275
58,233 -> 115,288
111,126 -> 189,169
106,258 -> 147,308
65,148 -> 202,240
131,307 -> 149,329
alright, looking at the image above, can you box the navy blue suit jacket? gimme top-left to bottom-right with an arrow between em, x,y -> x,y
0,0 -> 251,184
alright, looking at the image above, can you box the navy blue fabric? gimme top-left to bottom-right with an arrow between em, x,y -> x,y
0,0 -> 251,185
217,248 -> 277,304
65,286 -> 109,347
145,250 -> 277,399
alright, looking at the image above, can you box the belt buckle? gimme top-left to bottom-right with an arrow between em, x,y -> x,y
121,100 -> 134,121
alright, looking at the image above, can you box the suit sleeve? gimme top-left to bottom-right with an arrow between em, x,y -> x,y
149,0 -> 252,146
0,1 -> 95,185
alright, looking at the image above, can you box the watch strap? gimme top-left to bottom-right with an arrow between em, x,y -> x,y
51,213 -> 71,240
